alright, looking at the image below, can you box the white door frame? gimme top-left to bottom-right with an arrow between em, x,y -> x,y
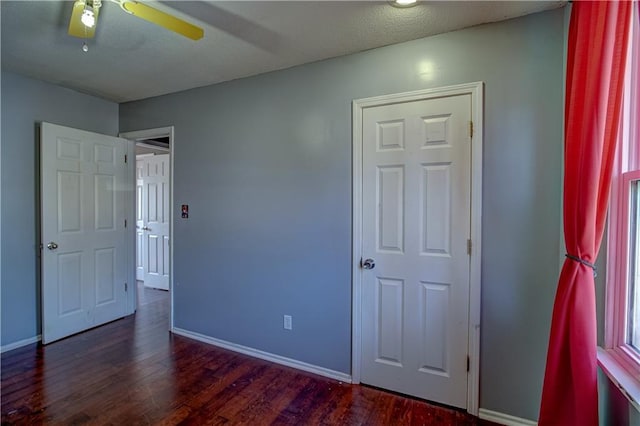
351,82 -> 483,415
120,126 -> 174,329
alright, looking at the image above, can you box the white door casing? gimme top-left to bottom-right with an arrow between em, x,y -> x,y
41,122 -> 130,344
120,127 -> 173,328
352,83 -> 483,414
140,154 -> 170,290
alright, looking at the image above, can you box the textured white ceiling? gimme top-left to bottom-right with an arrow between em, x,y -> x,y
1,1 -> 565,103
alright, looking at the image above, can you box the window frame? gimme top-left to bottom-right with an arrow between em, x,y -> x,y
601,1 -> 640,406
605,170 -> 640,372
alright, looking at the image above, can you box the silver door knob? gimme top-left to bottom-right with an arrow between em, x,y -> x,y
47,242 -> 58,250
142,226 -> 151,231
361,258 -> 375,270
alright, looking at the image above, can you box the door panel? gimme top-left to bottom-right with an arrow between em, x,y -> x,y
360,94 -> 471,408
95,247 -> 115,306
95,175 -> 115,230
57,252 -> 83,315
419,281 -> 449,373
377,166 -> 404,253
421,164 -> 451,255
41,122 -> 128,344
375,277 -> 404,366
148,235 -> 158,273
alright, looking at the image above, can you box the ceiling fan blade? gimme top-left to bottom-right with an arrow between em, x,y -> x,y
121,1 -> 204,40
68,0 -> 99,39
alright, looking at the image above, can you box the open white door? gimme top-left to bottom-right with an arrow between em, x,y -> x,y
41,122 -> 130,344
135,159 -> 145,281
359,93 -> 472,408
139,154 -> 170,290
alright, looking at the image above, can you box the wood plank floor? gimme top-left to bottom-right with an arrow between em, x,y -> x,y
2,284 -> 497,425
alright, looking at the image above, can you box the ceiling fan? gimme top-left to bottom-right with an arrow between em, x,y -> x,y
68,0 -> 204,41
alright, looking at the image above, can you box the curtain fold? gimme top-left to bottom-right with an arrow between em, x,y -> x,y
539,1 -> 631,425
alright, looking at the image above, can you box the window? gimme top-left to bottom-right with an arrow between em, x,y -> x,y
614,171 -> 640,358
602,3 -> 640,400
628,176 -> 640,352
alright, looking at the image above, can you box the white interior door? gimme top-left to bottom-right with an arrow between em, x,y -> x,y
360,94 -> 472,408
41,122 -> 129,344
140,154 -> 170,290
135,158 -> 145,281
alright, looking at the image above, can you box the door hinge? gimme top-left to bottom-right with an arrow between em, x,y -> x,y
125,154 -> 128,164
467,239 -> 472,255
467,355 -> 470,372
469,121 -> 474,139
125,282 -> 128,292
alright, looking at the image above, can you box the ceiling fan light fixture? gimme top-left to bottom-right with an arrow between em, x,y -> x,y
81,6 -> 95,28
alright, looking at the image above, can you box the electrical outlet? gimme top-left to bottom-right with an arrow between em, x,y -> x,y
283,315 -> 292,330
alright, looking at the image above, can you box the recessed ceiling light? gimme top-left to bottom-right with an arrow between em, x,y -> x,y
390,0 -> 418,8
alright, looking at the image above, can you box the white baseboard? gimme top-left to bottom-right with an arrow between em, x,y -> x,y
479,408 -> 537,426
1,335 -> 41,353
171,327 -> 352,383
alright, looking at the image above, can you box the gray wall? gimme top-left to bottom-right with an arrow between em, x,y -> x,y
1,71 -> 119,346
120,9 -> 564,421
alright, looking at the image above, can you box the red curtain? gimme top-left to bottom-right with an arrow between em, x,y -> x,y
539,1 -> 632,425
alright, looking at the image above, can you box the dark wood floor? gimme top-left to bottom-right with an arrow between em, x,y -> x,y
2,284 -> 496,425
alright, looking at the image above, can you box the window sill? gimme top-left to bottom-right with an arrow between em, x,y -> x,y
597,347 -> 640,412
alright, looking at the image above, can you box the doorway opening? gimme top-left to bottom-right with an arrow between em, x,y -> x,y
120,127 -> 174,328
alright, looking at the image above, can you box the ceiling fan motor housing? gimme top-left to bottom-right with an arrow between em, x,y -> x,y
68,0 -> 204,41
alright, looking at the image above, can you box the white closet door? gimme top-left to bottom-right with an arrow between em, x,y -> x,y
360,94 -> 472,408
